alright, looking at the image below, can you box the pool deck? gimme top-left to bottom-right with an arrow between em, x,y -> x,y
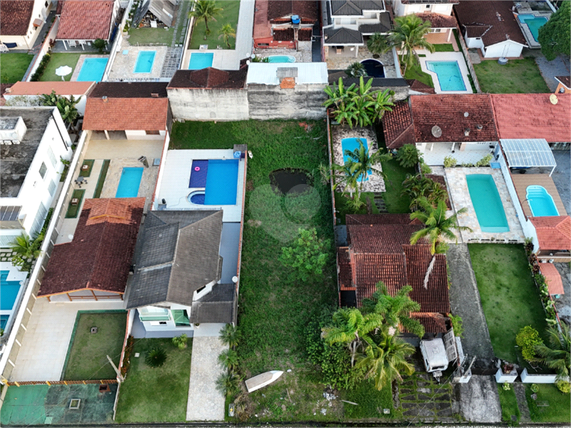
418,51 -> 473,94
155,149 -> 246,222
70,54 -> 109,81
445,167 -> 525,243
511,173 -> 568,218
515,11 -> 552,49
331,126 -> 385,193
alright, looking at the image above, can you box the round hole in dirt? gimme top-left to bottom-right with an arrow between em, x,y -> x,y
269,168 -> 312,195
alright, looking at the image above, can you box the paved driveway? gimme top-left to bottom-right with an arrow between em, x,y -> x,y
551,149 -> 570,215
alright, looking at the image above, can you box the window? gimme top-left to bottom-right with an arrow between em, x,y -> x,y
39,162 -> 47,179
46,147 -> 57,168
139,306 -> 170,321
145,130 -> 161,135
48,179 -> 57,197
31,202 -> 48,236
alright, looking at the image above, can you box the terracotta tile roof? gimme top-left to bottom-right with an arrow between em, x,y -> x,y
348,223 -> 424,253
89,82 -> 168,98
346,213 -> 414,225
490,94 -> 571,143
409,312 -> 449,333
268,0 -> 318,22
402,0 -> 457,3
555,76 -> 570,89
0,0 -> 34,35
406,79 -> 436,94
6,81 -> 95,96
530,216 -> 571,251
38,198 -> 145,297
168,67 -> 247,89
410,94 -> 498,143
416,12 -> 457,28
382,101 -> 416,149
540,263 -> 564,295
352,253 -> 407,306
454,1 -> 526,47
57,0 -> 114,40
83,97 -> 169,131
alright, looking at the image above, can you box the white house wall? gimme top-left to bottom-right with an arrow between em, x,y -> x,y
0,0 -> 52,49
465,36 -> 485,50
4,94 -> 88,116
393,0 -> 453,16
124,130 -> 166,140
484,41 -> 525,58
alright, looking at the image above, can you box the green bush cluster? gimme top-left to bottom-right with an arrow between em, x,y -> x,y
556,380 -> 570,394
443,156 -> 457,168
31,51 -> 51,81
516,326 -> 544,361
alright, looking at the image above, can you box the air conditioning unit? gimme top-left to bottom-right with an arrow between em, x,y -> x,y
12,140 -> 20,145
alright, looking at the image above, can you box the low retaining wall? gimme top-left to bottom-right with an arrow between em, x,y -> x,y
520,368 -> 558,384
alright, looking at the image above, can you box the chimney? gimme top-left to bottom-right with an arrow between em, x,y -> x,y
102,96 -> 108,102
476,124 -> 483,130
464,128 -> 470,136
276,67 -> 298,89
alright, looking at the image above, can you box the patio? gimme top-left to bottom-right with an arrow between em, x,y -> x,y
107,46 -> 168,81
511,173 -> 568,218
445,167 -> 525,243
325,48 -> 398,78
331,126 -> 385,193
421,142 -> 495,166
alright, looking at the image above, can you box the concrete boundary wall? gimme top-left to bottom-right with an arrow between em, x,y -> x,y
520,368 -> 558,383
25,17 -> 60,82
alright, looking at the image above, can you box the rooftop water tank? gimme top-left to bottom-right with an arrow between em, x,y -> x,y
291,15 -> 300,24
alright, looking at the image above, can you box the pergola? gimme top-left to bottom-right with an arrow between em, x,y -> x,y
500,139 -> 557,177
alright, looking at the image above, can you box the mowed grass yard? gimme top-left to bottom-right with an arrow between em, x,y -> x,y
474,58 -> 550,93
468,244 -> 548,363
526,384 -> 571,423
115,338 -> 192,423
171,120 -> 345,421
189,0 -> 240,49
39,53 -> 81,82
0,53 -> 34,83
62,311 -> 126,380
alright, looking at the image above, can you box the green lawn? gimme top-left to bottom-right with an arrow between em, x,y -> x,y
342,380 -> 400,419
468,244 -> 548,363
404,63 -> 434,88
128,27 -> 174,45
526,384 -> 571,423
39,53 -> 81,82
65,189 -> 86,218
62,312 -> 127,380
474,58 -> 550,93
115,338 -> 192,423
79,159 -> 94,177
497,385 -> 520,424
0,53 -> 34,83
433,44 -> 454,52
189,0 -> 240,49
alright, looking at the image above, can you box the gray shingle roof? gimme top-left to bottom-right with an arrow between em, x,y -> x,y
324,27 -> 364,45
190,283 -> 236,324
125,210 -> 223,309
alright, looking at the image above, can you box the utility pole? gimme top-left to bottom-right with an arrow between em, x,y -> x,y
107,355 -> 125,382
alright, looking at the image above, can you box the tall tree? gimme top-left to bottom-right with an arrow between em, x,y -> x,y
361,282 -> 425,338
343,138 -> 387,193
189,0 -> 223,37
538,1 -> 570,61
367,33 -> 393,56
534,323 -> 571,379
279,228 -> 331,282
218,23 -> 236,48
390,14 -> 434,74
41,90 -> 81,127
9,232 -> 44,272
322,308 -> 382,367
356,333 -> 415,390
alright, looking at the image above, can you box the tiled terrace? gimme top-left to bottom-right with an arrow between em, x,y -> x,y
445,167 -> 525,243
331,126 -> 385,193
420,142 -> 496,166
107,46 -> 168,81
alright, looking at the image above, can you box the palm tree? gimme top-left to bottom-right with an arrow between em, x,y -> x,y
9,232 -> 44,272
218,348 -> 240,370
534,323 -> 570,379
322,308 -> 383,367
219,324 -> 240,348
218,23 -> 236,48
189,0 -> 223,38
41,91 -> 81,127
410,197 -> 471,255
390,15 -> 434,74
356,333 -> 415,390
344,139 -> 387,193
345,62 -> 367,78
361,282 -> 425,338
367,33 -> 393,56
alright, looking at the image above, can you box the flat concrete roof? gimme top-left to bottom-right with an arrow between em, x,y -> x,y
0,107 -> 53,198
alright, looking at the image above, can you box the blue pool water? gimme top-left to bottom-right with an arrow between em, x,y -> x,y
518,14 -> 548,42
134,51 -> 156,73
77,58 -> 108,82
426,61 -> 466,91
466,174 -> 509,232
341,138 -> 371,182
526,185 -> 559,217
115,167 -> 144,198
361,59 -> 385,78
1,271 -> 21,312
189,160 -> 208,187
268,55 -> 296,63
188,53 -> 214,70
205,160 -> 239,205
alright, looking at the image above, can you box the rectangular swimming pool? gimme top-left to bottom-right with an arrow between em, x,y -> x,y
426,61 -> 466,92
134,51 -> 156,73
204,159 -> 239,205
341,137 -> 371,182
116,167 -> 144,198
466,174 -> 510,233
77,57 -> 108,82
188,52 -> 214,70
518,14 -> 548,42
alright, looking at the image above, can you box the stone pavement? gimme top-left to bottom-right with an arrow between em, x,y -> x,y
513,383 -> 532,423
447,244 -> 496,366
454,375 -> 501,423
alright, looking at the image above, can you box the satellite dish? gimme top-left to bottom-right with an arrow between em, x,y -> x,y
431,125 -> 442,138
549,94 -> 558,105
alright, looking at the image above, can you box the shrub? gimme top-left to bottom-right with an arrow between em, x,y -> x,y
93,38 -> 106,53
530,384 -> 539,393
172,333 -> 188,349
31,51 -> 52,81
476,154 -> 493,167
449,314 -> 464,338
279,228 -> 331,282
516,326 -> 544,362
503,381 -> 511,391
121,336 -> 135,376
215,370 -> 241,396
145,346 -> 167,367
443,156 -> 457,168
420,161 -> 432,175
397,144 -> 423,168
556,380 -> 570,394
345,62 -> 367,78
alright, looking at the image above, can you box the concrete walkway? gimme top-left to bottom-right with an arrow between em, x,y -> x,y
447,244 -> 495,365
513,383 -> 532,423
186,335 -> 227,421
551,150 -> 571,215
455,375 -> 501,423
